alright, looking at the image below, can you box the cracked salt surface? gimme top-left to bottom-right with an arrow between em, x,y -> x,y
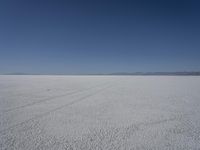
0,75 -> 200,149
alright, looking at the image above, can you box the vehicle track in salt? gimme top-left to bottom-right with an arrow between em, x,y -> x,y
0,83 -> 114,134
0,81 -> 113,114
0,87 -> 71,101
1,89 -> 77,113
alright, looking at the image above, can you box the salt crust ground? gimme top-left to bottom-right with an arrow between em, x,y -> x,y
0,75 -> 200,150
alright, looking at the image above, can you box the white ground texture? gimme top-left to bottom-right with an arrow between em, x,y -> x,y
0,75 -> 200,150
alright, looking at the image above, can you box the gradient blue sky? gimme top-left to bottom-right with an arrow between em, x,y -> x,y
0,0 -> 200,74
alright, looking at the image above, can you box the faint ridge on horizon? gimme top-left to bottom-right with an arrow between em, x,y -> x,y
1,71 -> 200,76
108,71 -> 200,76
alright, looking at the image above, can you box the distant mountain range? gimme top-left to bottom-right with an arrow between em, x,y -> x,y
108,72 -> 200,76
2,72 -> 200,76
3,72 -> 32,75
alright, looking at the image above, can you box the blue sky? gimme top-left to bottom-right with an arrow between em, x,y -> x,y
0,0 -> 200,74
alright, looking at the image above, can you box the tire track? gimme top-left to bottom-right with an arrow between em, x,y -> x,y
1,81 -> 112,114
1,89 -> 77,113
0,87 -> 58,99
0,83 -> 113,134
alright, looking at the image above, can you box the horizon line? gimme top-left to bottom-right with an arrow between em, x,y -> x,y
1,71 -> 200,76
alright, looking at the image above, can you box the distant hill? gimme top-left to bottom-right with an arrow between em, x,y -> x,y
1,72 -> 200,76
2,72 -> 29,75
109,72 -> 200,76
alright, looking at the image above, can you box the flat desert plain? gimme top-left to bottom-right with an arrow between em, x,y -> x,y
0,75 -> 200,150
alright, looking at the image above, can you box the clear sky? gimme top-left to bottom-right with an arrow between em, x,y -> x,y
0,0 -> 200,74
